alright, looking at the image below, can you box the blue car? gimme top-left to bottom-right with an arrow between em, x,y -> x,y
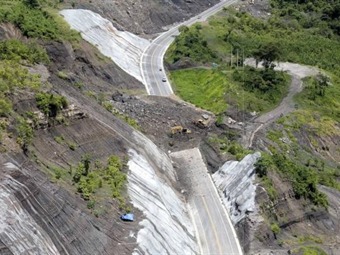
120,213 -> 134,222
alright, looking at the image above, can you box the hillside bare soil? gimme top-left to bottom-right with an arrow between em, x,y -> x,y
61,0 -> 220,35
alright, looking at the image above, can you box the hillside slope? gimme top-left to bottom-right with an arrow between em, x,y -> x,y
61,0 -> 220,34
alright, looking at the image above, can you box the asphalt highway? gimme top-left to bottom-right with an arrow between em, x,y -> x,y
141,0 -> 238,96
171,148 -> 243,255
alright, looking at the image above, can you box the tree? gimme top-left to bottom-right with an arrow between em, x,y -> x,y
178,25 -> 189,33
25,0 -> 40,8
253,42 -> 282,68
315,73 -> 330,97
81,154 -> 91,176
255,154 -> 273,177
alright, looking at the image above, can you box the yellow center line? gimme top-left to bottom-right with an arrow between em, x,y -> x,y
201,195 -> 223,255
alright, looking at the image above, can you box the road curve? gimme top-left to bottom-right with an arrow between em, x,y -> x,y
241,59 -> 319,148
141,0 -> 238,96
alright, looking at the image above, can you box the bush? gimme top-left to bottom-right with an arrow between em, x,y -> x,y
270,223 -> 280,235
0,39 -> 49,64
72,154 -> 127,203
255,154 -> 273,178
16,118 -> 34,151
0,1 -> 79,41
0,61 -> 41,94
36,92 -> 68,117
87,200 -> 96,209
0,98 -> 12,117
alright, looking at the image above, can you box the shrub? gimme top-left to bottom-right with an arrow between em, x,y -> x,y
35,92 -> 68,117
0,39 -> 49,64
16,118 -> 34,151
270,223 -> 280,235
0,98 -> 12,117
87,200 -> 96,209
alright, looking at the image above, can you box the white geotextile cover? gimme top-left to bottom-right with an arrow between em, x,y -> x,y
213,152 -> 261,224
127,149 -> 198,255
60,9 -> 150,83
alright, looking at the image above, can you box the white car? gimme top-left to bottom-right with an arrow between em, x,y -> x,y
162,78 -> 166,82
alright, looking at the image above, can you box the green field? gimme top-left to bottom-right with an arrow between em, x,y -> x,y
170,67 -> 290,114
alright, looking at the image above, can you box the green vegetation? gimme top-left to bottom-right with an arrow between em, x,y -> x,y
291,246 -> 327,255
166,4 -> 340,115
255,153 -> 329,208
16,117 -> 34,151
0,39 -> 49,64
54,135 -> 77,150
72,154 -> 127,208
0,50 -> 41,148
294,75 -> 340,123
170,69 -> 227,114
36,92 -> 68,117
101,100 -> 141,130
168,0 -> 340,215
170,67 -> 289,114
166,25 -> 216,63
57,71 -> 69,80
168,7 -> 340,74
270,222 -> 280,235
298,235 -> 323,245
208,134 -> 252,160
271,0 -> 340,38
0,0 -> 79,41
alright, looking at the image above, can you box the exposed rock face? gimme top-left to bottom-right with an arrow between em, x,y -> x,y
212,152 -> 261,224
62,0 -> 220,34
0,172 -> 59,255
0,156 -> 134,255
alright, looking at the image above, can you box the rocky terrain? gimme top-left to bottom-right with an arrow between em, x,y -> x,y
61,0 -> 220,35
0,0 -> 339,254
0,11 -> 210,254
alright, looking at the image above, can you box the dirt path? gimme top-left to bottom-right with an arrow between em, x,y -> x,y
241,59 -> 319,148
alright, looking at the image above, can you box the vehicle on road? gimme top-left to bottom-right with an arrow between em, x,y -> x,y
162,77 -> 166,82
159,68 -> 162,71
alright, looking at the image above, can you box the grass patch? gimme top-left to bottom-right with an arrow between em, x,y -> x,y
294,75 -> 340,123
291,246 -> 327,255
170,68 -> 227,114
170,66 -> 289,114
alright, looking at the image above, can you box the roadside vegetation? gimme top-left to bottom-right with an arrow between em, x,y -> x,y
166,2 -> 340,116
0,0 -> 79,41
167,3 -> 340,249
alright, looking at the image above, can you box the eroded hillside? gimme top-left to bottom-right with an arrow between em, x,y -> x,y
61,0 -> 220,35
0,0 -> 221,254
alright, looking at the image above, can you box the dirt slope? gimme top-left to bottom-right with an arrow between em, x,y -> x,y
61,0 -> 219,35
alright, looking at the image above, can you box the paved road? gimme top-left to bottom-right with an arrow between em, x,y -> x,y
141,0 -> 238,96
170,148 -> 243,255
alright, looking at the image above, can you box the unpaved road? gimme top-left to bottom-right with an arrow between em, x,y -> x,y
242,59 -> 319,148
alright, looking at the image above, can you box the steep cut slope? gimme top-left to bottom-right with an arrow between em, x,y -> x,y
62,0 -> 220,34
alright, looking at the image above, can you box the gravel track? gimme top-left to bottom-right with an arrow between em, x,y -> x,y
242,59 -> 319,148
